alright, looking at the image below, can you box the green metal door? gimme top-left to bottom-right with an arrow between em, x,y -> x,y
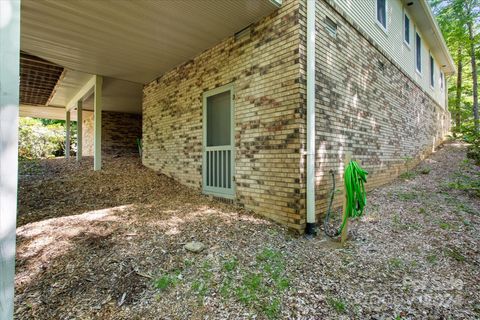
202,84 -> 235,198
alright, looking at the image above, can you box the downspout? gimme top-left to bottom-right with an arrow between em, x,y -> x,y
305,0 -> 316,235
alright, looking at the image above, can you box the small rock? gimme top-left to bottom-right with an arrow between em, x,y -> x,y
184,241 -> 206,253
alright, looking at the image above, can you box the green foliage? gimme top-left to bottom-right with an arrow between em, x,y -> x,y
18,117 -> 75,159
327,296 -> 347,313
388,257 -> 404,269
399,171 -> 416,180
445,247 -> 466,262
446,167 -> 480,197
154,271 -> 180,291
464,130 -> 480,164
429,0 -> 479,135
426,253 -> 439,264
419,166 -> 432,174
223,257 -> 238,272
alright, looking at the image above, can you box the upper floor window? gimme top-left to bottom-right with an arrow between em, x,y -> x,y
416,32 -> 422,73
430,55 -> 435,88
377,0 -> 387,30
404,14 -> 410,45
440,71 -> 445,91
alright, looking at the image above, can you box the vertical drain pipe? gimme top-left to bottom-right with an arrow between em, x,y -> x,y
305,0 -> 316,235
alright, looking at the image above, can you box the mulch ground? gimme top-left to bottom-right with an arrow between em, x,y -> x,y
15,142 -> 480,319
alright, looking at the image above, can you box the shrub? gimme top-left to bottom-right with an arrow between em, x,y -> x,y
18,117 -> 73,159
462,126 -> 480,165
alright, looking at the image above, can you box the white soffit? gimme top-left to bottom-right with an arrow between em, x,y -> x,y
49,70 -> 143,114
48,69 -> 93,108
407,0 -> 455,74
21,0 -> 281,84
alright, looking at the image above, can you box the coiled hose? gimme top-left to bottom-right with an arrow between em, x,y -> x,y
324,161 -> 368,238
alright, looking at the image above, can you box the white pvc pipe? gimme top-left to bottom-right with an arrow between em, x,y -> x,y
306,0 -> 316,234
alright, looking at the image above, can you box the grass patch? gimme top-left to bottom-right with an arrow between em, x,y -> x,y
399,171 -> 416,180
154,270 -> 181,291
457,203 -> 479,216
327,296 -> 347,313
439,221 -> 453,230
426,253 -> 438,264
445,169 -> 480,197
445,248 -> 466,262
233,248 -> 290,318
223,257 -> 238,272
388,257 -> 404,270
188,249 -> 291,319
419,166 -> 431,174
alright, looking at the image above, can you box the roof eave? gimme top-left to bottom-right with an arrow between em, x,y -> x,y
419,0 -> 456,75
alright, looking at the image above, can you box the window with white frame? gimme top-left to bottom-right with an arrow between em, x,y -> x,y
440,71 -> 444,91
377,0 -> 387,30
430,55 -> 435,88
416,32 -> 422,73
404,13 -> 410,45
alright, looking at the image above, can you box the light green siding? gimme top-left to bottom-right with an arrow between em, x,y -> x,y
333,0 -> 447,108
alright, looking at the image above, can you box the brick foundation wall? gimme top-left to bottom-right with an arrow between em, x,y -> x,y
142,0 -> 305,230
82,111 -> 142,157
142,0 -> 450,232
300,0 -> 451,219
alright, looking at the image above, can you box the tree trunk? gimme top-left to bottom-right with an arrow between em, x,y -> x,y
468,21 -> 479,133
455,46 -> 463,133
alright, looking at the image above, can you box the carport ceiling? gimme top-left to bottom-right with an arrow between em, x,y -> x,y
21,0 -> 281,84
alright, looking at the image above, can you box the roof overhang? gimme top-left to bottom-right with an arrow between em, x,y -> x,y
404,0 -> 456,75
21,0 -> 282,84
19,104 -> 92,121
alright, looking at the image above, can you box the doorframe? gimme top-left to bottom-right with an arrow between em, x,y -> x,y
202,83 -> 235,199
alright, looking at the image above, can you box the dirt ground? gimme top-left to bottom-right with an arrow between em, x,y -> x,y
15,142 -> 480,319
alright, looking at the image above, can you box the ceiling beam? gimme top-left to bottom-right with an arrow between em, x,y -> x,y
65,74 -> 96,111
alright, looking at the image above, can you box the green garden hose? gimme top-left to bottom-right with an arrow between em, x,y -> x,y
324,160 -> 368,237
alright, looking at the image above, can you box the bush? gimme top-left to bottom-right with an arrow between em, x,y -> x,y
18,117 -> 72,159
464,130 -> 480,166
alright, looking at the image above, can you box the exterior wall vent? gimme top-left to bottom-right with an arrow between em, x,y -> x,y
234,25 -> 251,42
325,17 -> 337,38
269,0 -> 283,7
378,60 -> 385,71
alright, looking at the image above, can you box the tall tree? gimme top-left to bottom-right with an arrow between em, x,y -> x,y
455,47 -> 463,131
430,0 -> 479,134
465,0 -> 479,132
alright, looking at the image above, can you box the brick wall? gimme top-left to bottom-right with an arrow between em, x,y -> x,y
82,111 -> 142,157
300,0 -> 451,219
142,0 -> 305,231
142,0 -> 450,232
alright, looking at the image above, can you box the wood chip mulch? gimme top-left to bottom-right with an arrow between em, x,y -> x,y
15,143 -> 480,319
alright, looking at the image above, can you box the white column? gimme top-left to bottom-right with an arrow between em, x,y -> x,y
93,75 -> 103,171
76,100 -> 83,162
65,110 -> 70,159
0,0 -> 20,319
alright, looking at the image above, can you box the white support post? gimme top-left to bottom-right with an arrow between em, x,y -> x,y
76,100 -> 83,162
65,110 -> 70,159
0,0 -> 20,319
93,75 -> 103,171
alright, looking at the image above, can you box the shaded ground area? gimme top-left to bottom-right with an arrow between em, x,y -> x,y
16,143 -> 480,319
